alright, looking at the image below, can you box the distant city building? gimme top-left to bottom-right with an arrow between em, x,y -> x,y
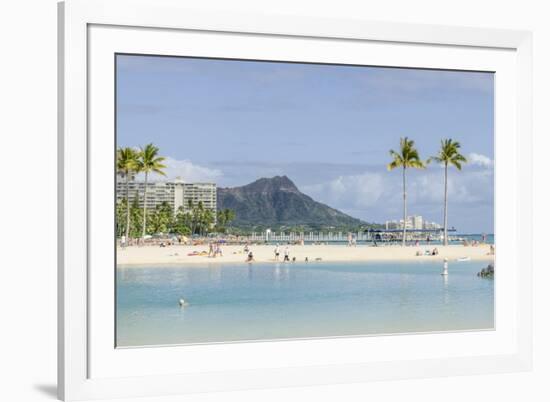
423,220 -> 442,230
412,215 -> 423,230
385,215 -> 440,230
116,177 -> 217,216
400,218 -> 413,230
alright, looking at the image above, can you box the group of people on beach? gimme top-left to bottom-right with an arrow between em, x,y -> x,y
208,242 -> 223,258
347,233 -> 357,247
244,243 -> 302,263
415,247 -> 439,256
273,244 -> 292,262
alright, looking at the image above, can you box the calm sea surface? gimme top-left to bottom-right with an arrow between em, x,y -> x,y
116,260 -> 494,347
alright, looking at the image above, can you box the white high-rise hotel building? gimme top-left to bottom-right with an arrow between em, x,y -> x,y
116,177 -> 217,215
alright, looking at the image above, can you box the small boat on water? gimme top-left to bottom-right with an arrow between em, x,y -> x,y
457,256 -> 471,262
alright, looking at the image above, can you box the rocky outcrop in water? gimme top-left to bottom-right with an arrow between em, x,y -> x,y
477,263 -> 494,278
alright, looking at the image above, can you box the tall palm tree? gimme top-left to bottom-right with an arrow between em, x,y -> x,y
117,147 -> 139,241
187,199 -> 196,234
388,137 -> 426,246
202,209 -> 215,235
137,143 -> 166,238
223,208 -> 236,231
428,139 -> 467,246
195,201 -> 205,235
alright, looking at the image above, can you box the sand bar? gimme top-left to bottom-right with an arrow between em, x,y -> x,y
117,244 -> 494,267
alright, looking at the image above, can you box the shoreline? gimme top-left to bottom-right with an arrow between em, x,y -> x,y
116,244 -> 495,267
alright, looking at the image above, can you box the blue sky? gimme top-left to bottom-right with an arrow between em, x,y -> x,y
117,55 -> 494,233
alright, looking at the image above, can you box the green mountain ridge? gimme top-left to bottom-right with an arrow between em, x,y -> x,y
217,176 -> 374,231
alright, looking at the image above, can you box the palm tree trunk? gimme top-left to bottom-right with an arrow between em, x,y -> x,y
443,163 -> 448,246
402,166 -> 407,246
125,173 -> 130,241
142,172 -> 148,239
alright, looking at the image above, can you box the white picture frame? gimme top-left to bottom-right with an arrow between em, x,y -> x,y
58,0 -> 533,400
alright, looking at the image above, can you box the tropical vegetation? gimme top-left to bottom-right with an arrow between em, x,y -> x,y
116,138 -> 471,244
116,143 -> 235,239
428,138 -> 467,245
116,147 -> 139,240
387,137 -> 426,246
136,143 -> 167,239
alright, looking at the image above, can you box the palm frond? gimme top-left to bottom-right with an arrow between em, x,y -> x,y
138,143 -> 167,176
116,147 -> 140,175
430,138 -> 468,171
387,137 -> 426,170
387,160 -> 401,171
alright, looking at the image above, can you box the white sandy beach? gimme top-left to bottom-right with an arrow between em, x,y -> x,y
116,244 -> 494,266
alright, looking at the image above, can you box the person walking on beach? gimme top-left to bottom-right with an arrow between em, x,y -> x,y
284,246 -> 290,262
274,244 -> 280,261
208,242 -> 214,257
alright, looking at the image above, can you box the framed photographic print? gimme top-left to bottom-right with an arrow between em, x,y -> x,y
58,0 -> 533,400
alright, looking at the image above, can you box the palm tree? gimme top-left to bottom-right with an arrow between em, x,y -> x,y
187,200 -> 197,234
195,201 -> 205,235
388,137 -> 426,246
223,209 -> 236,230
428,139 -> 467,246
117,147 -> 139,241
137,144 -> 166,238
202,209 -> 215,235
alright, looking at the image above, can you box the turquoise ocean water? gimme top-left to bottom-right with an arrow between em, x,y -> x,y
116,260 -> 494,347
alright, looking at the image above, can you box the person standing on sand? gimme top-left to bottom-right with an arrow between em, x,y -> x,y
274,244 -> 280,261
212,244 -> 219,258
284,246 -> 290,262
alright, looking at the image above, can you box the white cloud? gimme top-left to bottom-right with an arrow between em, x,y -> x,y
137,157 -> 222,182
301,165 -> 493,225
302,173 -> 385,210
411,169 -> 493,205
468,153 -> 493,168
